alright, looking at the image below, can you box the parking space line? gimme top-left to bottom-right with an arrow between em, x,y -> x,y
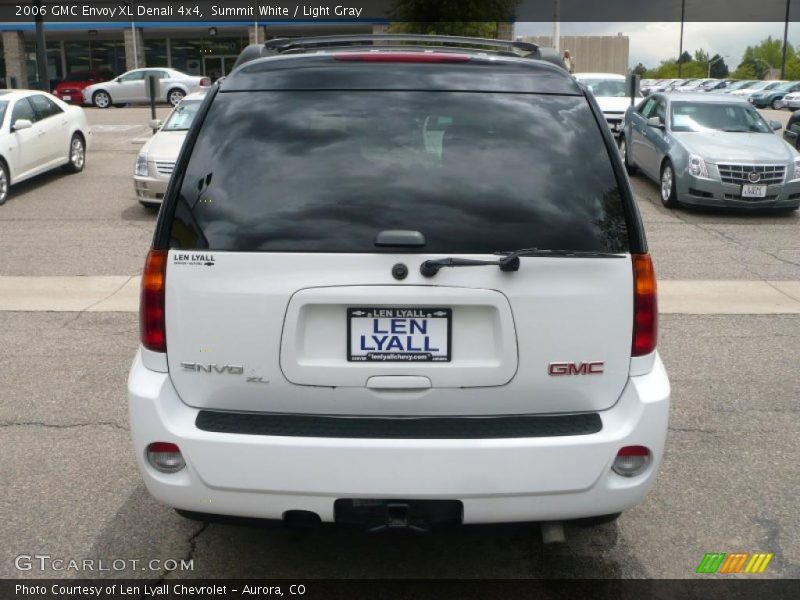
1,277 -> 800,315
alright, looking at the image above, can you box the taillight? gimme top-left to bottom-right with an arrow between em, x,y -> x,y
140,248 -> 167,353
146,442 -> 185,473
612,446 -> 651,477
200,77 -> 211,86
632,253 -> 657,356
334,52 -> 471,63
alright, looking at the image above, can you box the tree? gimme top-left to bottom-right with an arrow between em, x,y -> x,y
387,0 -> 520,38
733,36 -> 797,79
693,49 -> 709,64
678,51 -> 692,64
708,54 -> 729,78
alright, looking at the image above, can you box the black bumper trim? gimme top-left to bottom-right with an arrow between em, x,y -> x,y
195,410 -> 602,439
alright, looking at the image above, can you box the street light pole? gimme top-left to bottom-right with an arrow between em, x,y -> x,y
707,55 -> 725,78
678,0 -> 685,77
552,0 -> 560,53
781,0 -> 791,79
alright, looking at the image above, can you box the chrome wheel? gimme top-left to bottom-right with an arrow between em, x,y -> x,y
619,138 -> 626,161
0,166 -> 8,205
70,137 -> 85,170
168,89 -> 185,106
93,91 -> 110,108
660,162 -> 677,208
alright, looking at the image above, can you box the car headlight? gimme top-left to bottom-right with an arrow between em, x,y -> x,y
793,157 -> 800,180
688,154 -> 709,178
135,153 -> 149,177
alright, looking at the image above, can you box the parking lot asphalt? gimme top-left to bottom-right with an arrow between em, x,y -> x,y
1,105 -> 799,580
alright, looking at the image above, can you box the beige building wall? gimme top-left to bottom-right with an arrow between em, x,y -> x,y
521,36 -> 629,75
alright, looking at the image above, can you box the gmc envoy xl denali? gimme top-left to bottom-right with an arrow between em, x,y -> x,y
128,35 -> 670,541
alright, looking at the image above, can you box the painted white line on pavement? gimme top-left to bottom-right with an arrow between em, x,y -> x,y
1,277 -> 800,315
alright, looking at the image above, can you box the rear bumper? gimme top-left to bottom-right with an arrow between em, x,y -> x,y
128,350 -> 670,523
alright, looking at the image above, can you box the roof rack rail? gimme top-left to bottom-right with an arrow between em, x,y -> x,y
232,34 -> 567,71
263,34 -> 539,54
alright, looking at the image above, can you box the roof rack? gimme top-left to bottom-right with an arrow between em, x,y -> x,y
233,34 -> 566,71
263,34 -> 539,54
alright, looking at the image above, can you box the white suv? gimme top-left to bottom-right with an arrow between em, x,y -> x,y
128,35 -> 669,539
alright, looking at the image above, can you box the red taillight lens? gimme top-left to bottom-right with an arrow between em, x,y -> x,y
616,445 -> 649,457
334,52 -> 471,63
632,253 -> 657,356
146,442 -> 185,473
140,248 -> 167,353
612,446 -> 651,477
200,77 -> 211,86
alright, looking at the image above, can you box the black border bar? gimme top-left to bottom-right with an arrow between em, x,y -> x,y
1,1 -> 800,23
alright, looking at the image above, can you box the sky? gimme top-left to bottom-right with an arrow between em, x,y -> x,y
514,22 -> 800,69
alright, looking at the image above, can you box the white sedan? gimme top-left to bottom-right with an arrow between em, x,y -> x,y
0,90 -> 90,206
83,68 -> 210,108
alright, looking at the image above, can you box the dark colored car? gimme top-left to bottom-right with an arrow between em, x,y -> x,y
784,110 -> 800,149
53,69 -> 115,104
750,81 -> 800,109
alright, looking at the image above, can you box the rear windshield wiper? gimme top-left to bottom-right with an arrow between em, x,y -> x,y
420,248 -> 625,277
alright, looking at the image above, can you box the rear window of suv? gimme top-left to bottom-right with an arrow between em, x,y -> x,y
168,91 -> 629,254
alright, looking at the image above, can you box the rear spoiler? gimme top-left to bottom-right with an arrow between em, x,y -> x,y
232,34 -> 567,71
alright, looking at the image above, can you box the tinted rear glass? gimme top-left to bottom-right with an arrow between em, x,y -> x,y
169,91 -> 628,253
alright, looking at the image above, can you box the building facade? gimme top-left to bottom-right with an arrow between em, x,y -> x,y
520,35 -> 630,75
0,21 -> 386,89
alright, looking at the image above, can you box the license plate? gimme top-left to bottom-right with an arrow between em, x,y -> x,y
741,184 -> 766,198
63,95 -> 71,101
347,307 -> 451,362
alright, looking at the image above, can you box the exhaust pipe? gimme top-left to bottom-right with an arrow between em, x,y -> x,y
540,521 -> 566,544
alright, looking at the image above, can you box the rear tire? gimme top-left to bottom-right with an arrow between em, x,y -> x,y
772,98 -> 782,110
618,136 -> 636,175
167,88 -> 185,107
63,134 -> 85,173
0,161 -> 9,206
92,90 -> 111,109
660,160 -> 678,208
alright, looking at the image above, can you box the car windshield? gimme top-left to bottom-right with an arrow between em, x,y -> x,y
730,81 -> 757,90
162,100 -> 202,131
774,82 -> 797,91
670,102 -> 771,133
580,79 -> 626,97
170,91 -> 629,254
0,100 -> 7,124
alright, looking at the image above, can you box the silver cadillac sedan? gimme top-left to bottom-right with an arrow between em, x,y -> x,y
620,93 -> 800,210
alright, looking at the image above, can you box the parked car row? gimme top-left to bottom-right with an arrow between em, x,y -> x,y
641,77 -> 800,108
39,67 -> 211,108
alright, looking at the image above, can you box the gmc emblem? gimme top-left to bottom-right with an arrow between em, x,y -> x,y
548,361 -> 605,376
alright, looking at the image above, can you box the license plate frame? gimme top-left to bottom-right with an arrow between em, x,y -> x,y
63,95 -> 71,101
741,184 -> 767,198
347,307 -> 452,362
